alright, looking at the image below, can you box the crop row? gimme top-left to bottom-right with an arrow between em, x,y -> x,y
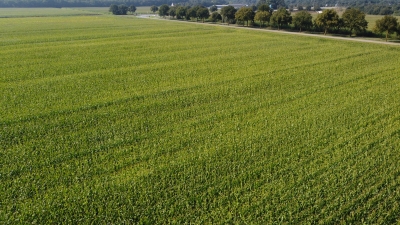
1,15 -> 400,223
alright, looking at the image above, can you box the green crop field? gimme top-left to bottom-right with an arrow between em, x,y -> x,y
1,11 -> 400,224
0,8 -> 103,17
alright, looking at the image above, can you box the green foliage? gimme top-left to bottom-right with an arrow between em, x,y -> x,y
158,4 -> 170,17
109,4 -> 128,15
118,5 -> 128,15
209,11 -> 222,22
128,5 -> 137,14
235,7 -> 255,26
210,5 -> 218,12
342,8 -> 368,36
176,6 -> 189,19
220,5 -> 237,24
2,11 -> 400,225
257,4 -> 272,13
270,7 -> 292,30
186,6 -> 199,20
314,9 -> 340,35
254,10 -> 271,27
197,7 -> 210,22
169,6 -> 177,18
109,4 -> 118,14
292,10 -> 312,31
150,5 -> 159,13
373,15 -> 399,41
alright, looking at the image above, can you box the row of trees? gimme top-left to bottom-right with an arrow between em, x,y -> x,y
156,4 -> 213,22
109,4 -> 136,15
149,4 -> 400,41
0,0 -> 227,8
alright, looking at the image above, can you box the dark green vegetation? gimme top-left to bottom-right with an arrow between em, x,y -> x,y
2,0 -> 400,16
1,11 -> 400,224
374,15 -> 399,41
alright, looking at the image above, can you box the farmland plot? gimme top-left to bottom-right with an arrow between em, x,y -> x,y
1,14 -> 400,224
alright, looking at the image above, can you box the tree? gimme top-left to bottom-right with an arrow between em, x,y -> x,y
109,4 -> 118,15
373,15 -> 398,41
258,4 -> 272,13
187,7 -> 198,21
210,11 -> 222,22
256,0 -> 267,7
197,8 -> 210,22
128,5 -> 136,14
398,23 -> 400,38
158,4 -> 170,18
169,6 -> 177,18
297,5 -> 303,10
150,5 -> 158,14
292,10 -> 312,31
235,7 -> 255,26
220,5 -> 237,25
176,6 -> 188,19
210,5 -> 218,12
270,7 -> 292,30
342,8 -> 368,36
254,11 -> 271,27
314,9 -> 339,35
118,5 -> 128,15
186,5 -> 205,21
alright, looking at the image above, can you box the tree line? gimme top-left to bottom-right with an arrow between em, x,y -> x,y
2,0 -> 400,16
0,0 -> 226,8
134,3 -> 399,41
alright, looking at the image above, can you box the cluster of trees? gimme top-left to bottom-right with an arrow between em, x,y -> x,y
109,4 -> 136,15
156,4 -> 213,22
0,0 -> 227,8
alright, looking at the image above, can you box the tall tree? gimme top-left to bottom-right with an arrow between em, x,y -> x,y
220,5 -> 237,25
150,5 -> 158,14
176,6 -> 188,19
254,10 -> 271,27
169,6 -> 177,18
258,4 -> 272,13
158,4 -> 170,18
270,7 -> 292,30
210,5 -> 218,12
314,9 -> 339,35
128,5 -> 136,14
373,15 -> 398,41
197,8 -> 210,22
235,7 -> 255,26
118,5 -> 128,15
109,4 -> 118,15
210,11 -> 222,22
186,7 -> 198,21
342,8 -> 368,36
292,10 -> 312,31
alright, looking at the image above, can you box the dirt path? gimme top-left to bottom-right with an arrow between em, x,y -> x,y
136,15 -> 400,46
